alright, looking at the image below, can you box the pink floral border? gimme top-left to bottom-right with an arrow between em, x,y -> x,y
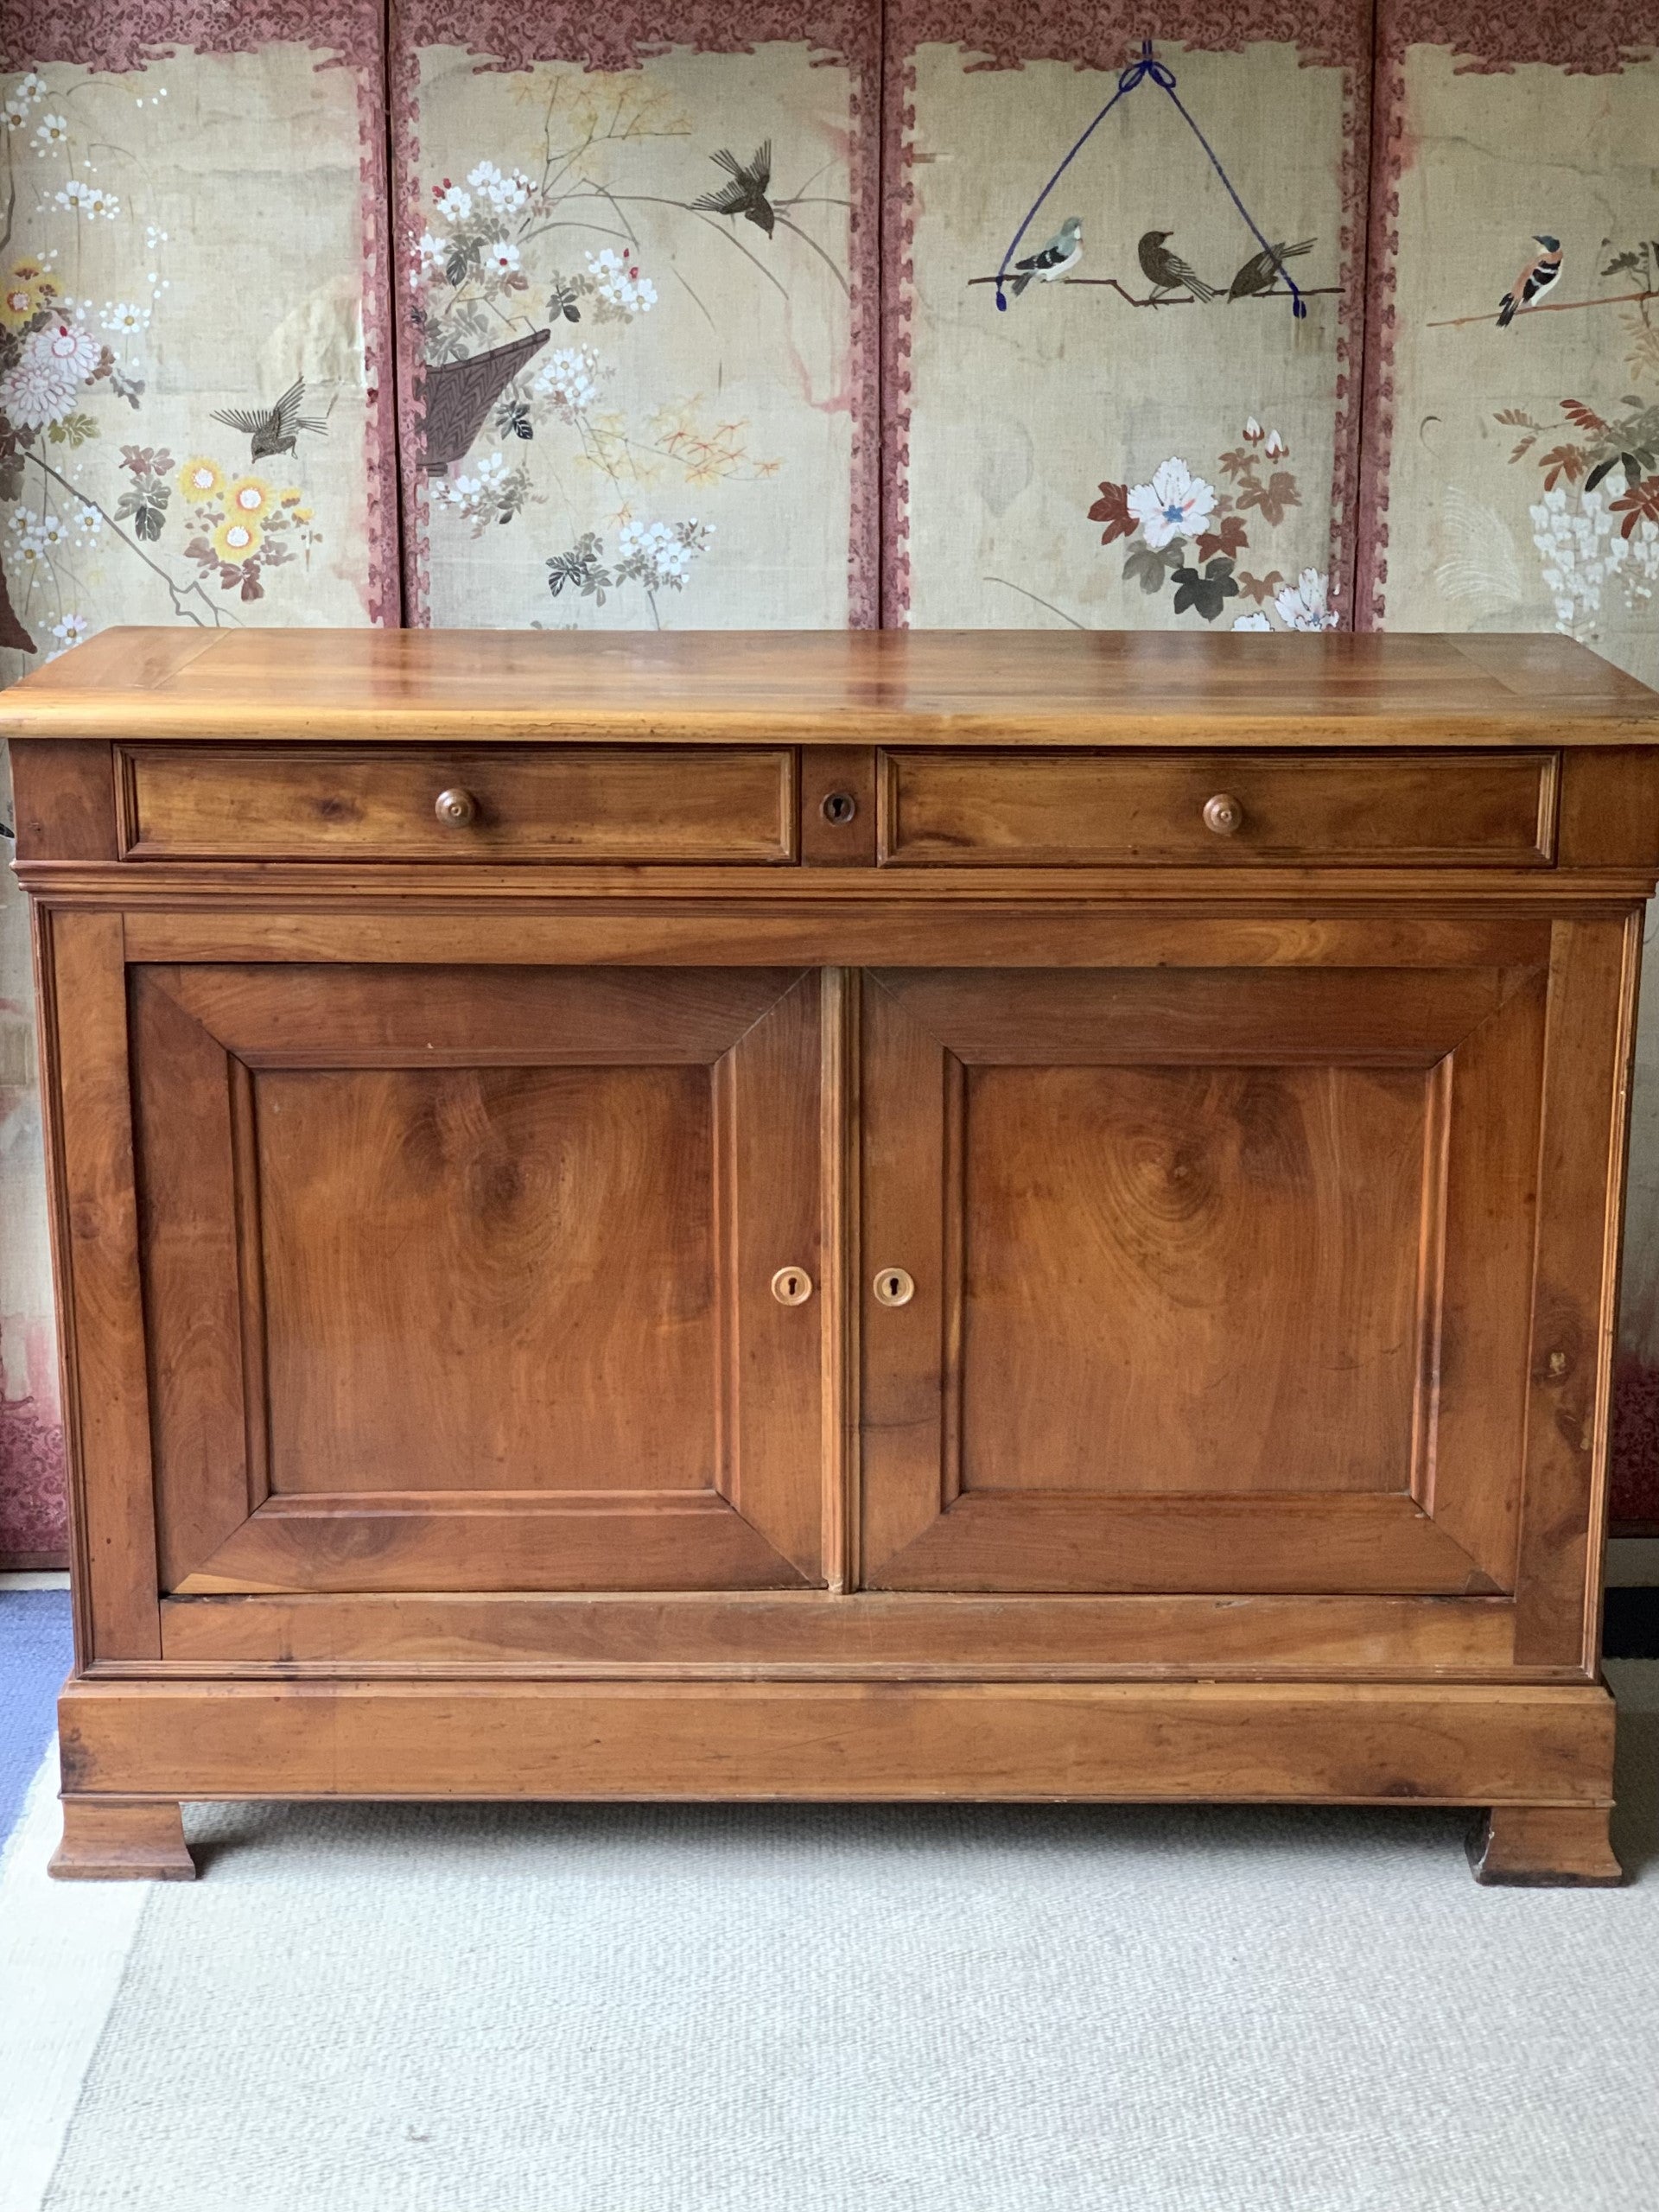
391,3 -> 880,627
880,2 -> 1372,626
0,1 -> 401,628
0,1395 -> 67,1566
1353,3 -> 1659,628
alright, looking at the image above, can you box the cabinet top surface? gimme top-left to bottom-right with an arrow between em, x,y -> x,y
3,626 -> 1657,747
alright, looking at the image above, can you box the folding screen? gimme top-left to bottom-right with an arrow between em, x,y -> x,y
392,3 -> 879,626
0,8 -> 395,1557
884,3 -> 1370,630
1359,4 -> 1659,1519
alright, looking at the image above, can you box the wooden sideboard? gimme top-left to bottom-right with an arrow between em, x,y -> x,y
8,626 -> 1659,1886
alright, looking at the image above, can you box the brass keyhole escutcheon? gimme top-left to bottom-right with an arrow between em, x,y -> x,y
435,787 -> 478,828
1202,792 -> 1243,836
771,1266 -> 813,1306
820,790 -> 858,825
873,1267 -> 915,1308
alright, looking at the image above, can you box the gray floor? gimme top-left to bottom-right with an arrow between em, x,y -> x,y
38,1664 -> 1659,2212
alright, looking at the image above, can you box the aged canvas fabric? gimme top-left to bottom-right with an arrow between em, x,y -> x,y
394,3 -> 878,628
0,5 -> 395,1556
1361,3 -> 1659,1516
886,3 -> 1370,632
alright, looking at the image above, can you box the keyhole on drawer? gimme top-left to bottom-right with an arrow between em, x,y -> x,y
873,1267 -> 915,1308
771,1266 -> 813,1306
821,790 -> 858,825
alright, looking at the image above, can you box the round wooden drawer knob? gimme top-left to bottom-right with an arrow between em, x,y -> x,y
435,787 -> 478,828
771,1266 -> 814,1306
1202,792 -> 1243,836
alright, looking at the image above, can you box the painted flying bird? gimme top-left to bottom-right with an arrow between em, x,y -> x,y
691,141 -> 777,237
1138,230 -> 1217,303
1497,234 -> 1563,327
1228,238 -> 1315,300
210,377 -> 327,461
1007,215 -> 1084,298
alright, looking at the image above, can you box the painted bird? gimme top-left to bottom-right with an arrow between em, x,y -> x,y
1138,230 -> 1217,303
691,141 -> 777,237
1497,235 -> 1563,327
1228,238 -> 1315,300
1007,215 -> 1083,298
211,377 -> 327,461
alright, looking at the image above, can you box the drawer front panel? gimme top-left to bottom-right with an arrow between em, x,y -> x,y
118,745 -> 798,862
879,750 -> 1558,867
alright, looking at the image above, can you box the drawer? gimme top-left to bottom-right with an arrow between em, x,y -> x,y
115,744 -> 798,863
877,750 -> 1559,867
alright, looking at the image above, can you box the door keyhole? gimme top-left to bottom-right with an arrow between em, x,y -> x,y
771,1266 -> 814,1306
873,1267 -> 915,1307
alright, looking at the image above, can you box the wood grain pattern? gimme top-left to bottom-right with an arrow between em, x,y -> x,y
117,745 -> 798,864
6,740 -> 117,861
36,912 -> 160,1660
55,1676 -> 1618,1812
48,1795 -> 194,1881
1466,1802 -> 1622,1886
155,1590 -> 1523,1676
7,628 -> 1659,751
879,750 -> 1558,868
1512,916 -> 1642,1667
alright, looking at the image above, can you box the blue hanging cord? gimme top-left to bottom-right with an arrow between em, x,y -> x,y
992,39 -> 1306,321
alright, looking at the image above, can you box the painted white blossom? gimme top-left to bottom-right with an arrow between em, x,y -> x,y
432,181 -> 473,223
55,177 -> 119,219
486,240 -> 521,276
587,247 -> 657,316
616,517 -> 714,591
50,611 -> 89,647
3,74 -> 42,130
1232,610 -> 1273,631
99,299 -> 149,335
33,111 -> 67,152
0,319 -> 97,426
468,161 -> 531,215
533,345 -> 603,418
1274,568 -> 1338,631
1243,416 -> 1263,443
1263,429 -> 1287,459
1127,457 -> 1217,550
416,231 -> 448,280
75,501 -> 102,536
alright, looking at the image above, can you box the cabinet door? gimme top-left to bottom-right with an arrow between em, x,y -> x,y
132,964 -> 826,1592
859,951 -> 1595,1599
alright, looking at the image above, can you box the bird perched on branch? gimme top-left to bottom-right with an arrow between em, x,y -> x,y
1138,231 -> 1217,303
211,377 -> 327,461
691,142 -> 777,237
1007,216 -> 1084,298
1497,235 -> 1563,327
1229,238 -> 1314,300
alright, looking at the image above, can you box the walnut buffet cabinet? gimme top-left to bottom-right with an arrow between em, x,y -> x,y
7,626 -> 1658,1885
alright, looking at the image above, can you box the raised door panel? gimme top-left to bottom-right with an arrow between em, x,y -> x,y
132,964 -> 826,1594
859,956 -> 1553,1598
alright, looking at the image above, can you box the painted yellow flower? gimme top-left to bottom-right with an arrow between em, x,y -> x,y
292,506 -> 314,524
178,456 -> 224,501
226,476 -> 273,519
279,486 -> 302,507
212,516 -> 262,562
0,260 -> 54,330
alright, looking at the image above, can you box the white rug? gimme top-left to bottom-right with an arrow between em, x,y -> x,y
5,1663 -> 1657,2212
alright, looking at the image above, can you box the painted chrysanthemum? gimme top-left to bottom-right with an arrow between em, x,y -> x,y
0,260 -> 53,329
1127,457 -> 1217,550
178,456 -> 224,500
226,477 -> 273,518
213,516 -> 261,561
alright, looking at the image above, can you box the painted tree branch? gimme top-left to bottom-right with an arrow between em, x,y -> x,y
1427,289 -> 1659,331
966,276 -> 1342,307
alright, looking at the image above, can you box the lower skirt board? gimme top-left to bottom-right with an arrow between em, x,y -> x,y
57,1675 -> 1615,1808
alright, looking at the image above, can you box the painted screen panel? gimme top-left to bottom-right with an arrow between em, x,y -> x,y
886,3 -> 1370,633
1359,4 -> 1659,1521
0,5 -> 396,1559
394,3 -> 879,629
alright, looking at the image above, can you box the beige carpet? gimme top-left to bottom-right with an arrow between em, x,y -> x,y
13,1663 -> 1659,2211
